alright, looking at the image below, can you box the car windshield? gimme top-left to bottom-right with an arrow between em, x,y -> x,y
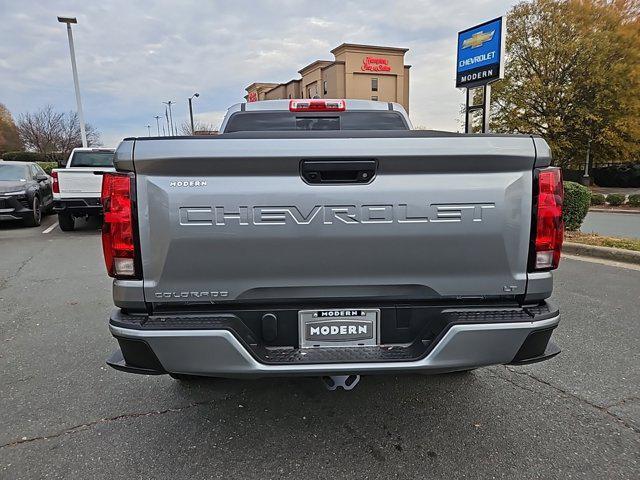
70,151 -> 114,167
0,164 -> 28,181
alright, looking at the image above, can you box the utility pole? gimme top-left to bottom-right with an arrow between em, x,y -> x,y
57,16 -> 87,147
154,115 -> 161,136
163,101 -> 175,135
188,93 -> 199,135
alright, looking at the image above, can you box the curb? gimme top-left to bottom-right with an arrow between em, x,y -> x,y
563,242 -> 640,265
589,208 -> 640,214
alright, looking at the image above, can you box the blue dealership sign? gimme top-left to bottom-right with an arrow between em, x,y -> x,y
456,17 -> 504,88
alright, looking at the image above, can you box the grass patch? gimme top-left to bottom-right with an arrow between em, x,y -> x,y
565,231 -> 640,252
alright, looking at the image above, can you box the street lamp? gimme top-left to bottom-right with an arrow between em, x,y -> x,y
581,138 -> 592,186
57,16 -> 87,147
154,115 -> 161,136
188,93 -> 200,135
162,101 -> 175,136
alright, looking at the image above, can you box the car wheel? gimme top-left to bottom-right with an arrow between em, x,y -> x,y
58,213 -> 75,231
24,197 -> 42,227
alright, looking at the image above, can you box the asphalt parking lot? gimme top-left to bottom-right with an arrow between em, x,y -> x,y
1,214 -> 639,479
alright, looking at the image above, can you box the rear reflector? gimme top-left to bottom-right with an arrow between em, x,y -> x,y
51,171 -> 59,194
534,167 -> 564,270
101,173 -> 136,278
289,99 -> 346,112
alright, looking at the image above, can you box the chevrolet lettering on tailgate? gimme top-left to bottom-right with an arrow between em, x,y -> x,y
178,203 -> 496,226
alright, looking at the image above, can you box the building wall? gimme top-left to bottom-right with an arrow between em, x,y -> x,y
285,81 -> 301,99
321,62 -> 345,98
403,66 -> 411,111
245,44 -> 410,111
264,84 -> 286,100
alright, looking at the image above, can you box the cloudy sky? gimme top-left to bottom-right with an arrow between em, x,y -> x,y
0,0 -> 513,146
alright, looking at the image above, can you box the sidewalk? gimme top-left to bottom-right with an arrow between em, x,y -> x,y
590,186 -> 640,195
590,207 -> 640,214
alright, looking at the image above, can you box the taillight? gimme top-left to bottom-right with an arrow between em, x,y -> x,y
101,173 -> 136,278
289,99 -> 346,112
51,171 -> 59,194
533,167 -> 564,270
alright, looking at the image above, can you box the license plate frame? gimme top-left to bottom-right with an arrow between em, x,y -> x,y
298,308 -> 380,348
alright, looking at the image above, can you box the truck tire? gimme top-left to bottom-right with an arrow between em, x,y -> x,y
24,197 -> 42,227
58,213 -> 75,231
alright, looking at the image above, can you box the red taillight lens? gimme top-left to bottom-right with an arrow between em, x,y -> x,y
101,173 -> 136,278
51,171 -> 59,194
289,99 -> 346,112
534,167 -> 564,270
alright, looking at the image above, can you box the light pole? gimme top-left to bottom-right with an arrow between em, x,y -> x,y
154,115 -> 161,136
581,138 -> 592,186
188,93 -> 199,135
162,101 -> 175,135
146,124 -> 151,137
57,16 -> 87,147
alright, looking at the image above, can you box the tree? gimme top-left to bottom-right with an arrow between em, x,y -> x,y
491,0 -> 640,168
17,105 -> 101,160
178,120 -> 218,135
0,103 -> 23,153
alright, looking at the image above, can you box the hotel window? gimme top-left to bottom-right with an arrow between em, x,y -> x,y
323,81 -> 328,95
371,96 -> 378,101
371,78 -> 378,92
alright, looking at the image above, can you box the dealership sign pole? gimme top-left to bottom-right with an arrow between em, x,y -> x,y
456,17 -> 505,133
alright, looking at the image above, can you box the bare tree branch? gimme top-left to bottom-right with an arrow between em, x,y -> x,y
17,105 -> 101,160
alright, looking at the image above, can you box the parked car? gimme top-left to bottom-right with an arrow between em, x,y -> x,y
51,147 -> 116,231
103,99 -> 563,388
0,160 -> 53,227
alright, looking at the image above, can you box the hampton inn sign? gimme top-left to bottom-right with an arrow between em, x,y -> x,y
361,57 -> 392,72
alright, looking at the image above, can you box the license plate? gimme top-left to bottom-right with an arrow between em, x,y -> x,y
298,308 -> 379,348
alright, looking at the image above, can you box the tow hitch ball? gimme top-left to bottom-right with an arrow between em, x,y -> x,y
320,375 -> 360,391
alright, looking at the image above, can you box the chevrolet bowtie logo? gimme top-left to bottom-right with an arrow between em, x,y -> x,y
462,30 -> 495,49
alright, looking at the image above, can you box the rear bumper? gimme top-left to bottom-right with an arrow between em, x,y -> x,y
107,304 -> 561,377
53,198 -> 102,216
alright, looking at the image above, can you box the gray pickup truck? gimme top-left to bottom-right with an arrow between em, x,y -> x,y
103,99 -> 564,387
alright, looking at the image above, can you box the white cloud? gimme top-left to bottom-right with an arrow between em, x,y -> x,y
0,0 -> 513,142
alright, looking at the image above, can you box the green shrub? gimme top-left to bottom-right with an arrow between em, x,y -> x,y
590,193 -> 606,206
2,151 -> 42,162
562,181 -> 591,231
37,162 -> 58,175
628,194 -> 640,208
592,163 -> 640,188
606,193 -> 625,206
1,151 -> 65,165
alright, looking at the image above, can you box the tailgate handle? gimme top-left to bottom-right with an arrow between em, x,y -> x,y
301,160 -> 377,184
93,171 -> 106,175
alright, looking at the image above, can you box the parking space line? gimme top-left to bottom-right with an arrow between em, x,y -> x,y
42,222 -> 59,234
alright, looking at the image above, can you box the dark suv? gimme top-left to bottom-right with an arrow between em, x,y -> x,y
0,161 -> 53,227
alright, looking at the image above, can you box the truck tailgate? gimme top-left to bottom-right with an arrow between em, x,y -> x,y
57,167 -> 115,198
131,135 -> 537,305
